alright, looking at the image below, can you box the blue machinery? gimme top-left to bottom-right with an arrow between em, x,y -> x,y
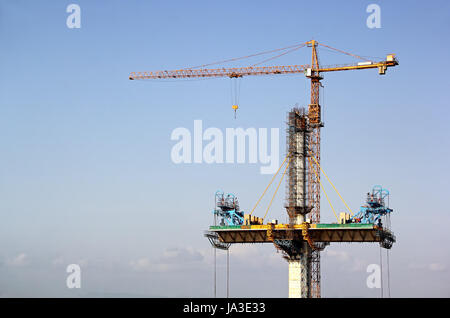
213,186 -> 394,227
212,190 -> 244,226
207,186 -> 396,296
213,185 -> 393,226
351,185 -> 393,226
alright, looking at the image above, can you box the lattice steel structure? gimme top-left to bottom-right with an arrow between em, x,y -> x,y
307,40 -> 323,298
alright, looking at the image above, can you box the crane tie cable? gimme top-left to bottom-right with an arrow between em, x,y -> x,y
308,157 -> 340,223
263,155 -> 291,222
308,149 -> 354,216
184,42 -> 308,70
251,44 -> 307,66
318,42 -> 371,62
249,154 -> 289,215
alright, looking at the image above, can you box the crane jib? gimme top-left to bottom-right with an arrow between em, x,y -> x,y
129,59 -> 397,80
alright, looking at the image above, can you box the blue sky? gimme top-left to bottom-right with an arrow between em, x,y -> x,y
1,0 -> 450,297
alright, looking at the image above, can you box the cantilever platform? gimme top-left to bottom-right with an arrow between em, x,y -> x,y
208,223 -> 396,249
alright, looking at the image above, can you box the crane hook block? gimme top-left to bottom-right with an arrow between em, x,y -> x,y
232,105 -> 238,110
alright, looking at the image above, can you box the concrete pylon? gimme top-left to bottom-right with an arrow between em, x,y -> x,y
288,243 -> 312,298
285,108 -> 312,298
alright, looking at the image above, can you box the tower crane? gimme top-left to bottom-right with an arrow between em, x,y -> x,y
130,40 -> 398,298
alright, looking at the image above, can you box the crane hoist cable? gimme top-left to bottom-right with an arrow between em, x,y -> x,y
249,153 -> 289,216
308,149 -> 354,216
308,156 -> 340,223
263,156 -> 291,222
229,44 -> 306,118
230,77 -> 241,119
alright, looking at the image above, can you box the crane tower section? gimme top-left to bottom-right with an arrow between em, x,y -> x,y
306,40 -> 323,298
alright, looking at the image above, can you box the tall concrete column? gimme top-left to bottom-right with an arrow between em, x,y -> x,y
288,242 -> 311,298
285,108 -> 312,298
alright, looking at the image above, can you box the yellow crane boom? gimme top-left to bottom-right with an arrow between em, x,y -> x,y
129,48 -> 397,80
129,58 -> 397,80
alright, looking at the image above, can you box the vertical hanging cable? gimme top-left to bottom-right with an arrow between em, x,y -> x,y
384,197 -> 392,298
227,249 -> 230,298
229,79 -> 233,106
214,248 -> 216,298
230,78 -> 241,118
237,78 -> 241,106
379,246 -> 383,298
387,249 -> 391,298
238,79 -> 242,109
213,207 -> 217,298
234,79 -> 237,106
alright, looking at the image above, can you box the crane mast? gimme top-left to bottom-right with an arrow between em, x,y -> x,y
306,40 -> 323,298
